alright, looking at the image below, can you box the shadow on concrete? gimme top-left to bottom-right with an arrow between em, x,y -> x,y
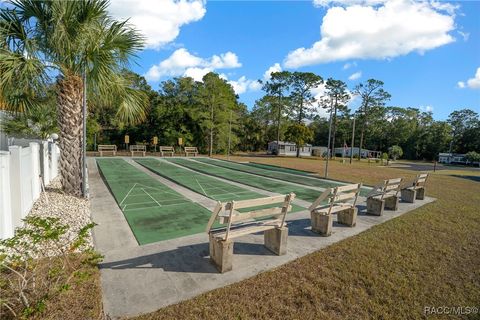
99,242 -> 217,273
99,241 -> 278,273
450,175 -> 480,183
285,218 -> 351,237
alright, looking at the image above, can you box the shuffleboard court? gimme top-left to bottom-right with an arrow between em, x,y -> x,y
96,158 -> 212,245
134,158 -> 305,213
196,158 -> 371,196
167,158 -> 323,203
135,158 -> 261,202
248,162 -> 315,176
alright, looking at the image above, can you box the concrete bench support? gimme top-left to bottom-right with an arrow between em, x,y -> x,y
209,235 -> 234,273
384,195 -> 399,210
264,226 -> 288,255
367,197 -> 385,216
311,212 -> 333,236
401,188 -> 416,203
416,187 -> 425,200
338,207 -> 357,227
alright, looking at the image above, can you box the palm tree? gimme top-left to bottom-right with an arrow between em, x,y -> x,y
0,0 -> 147,197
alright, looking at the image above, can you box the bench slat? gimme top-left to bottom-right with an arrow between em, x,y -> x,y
333,192 -> 358,202
211,220 -> 282,240
230,195 -> 288,210
229,205 -> 291,223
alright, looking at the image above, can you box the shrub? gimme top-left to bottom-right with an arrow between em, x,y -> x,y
0,216 -> 101,319
388,145 -> 403,160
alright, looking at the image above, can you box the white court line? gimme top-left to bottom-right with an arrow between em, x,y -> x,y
142,188 -> 163,208
119,183 -> 138,206
194,177 -> 209,196
123,201 -> 191,212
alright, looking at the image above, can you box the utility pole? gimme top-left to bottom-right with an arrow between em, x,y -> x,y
325,100 -> 334,178
350,116 -> 356,164
227,109 -> 232,160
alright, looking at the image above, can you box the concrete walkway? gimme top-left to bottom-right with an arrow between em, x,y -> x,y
88,157 -> 436,319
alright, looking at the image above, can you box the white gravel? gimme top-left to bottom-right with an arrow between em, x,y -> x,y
29,178 -> 94,248
0,178 -> 94,259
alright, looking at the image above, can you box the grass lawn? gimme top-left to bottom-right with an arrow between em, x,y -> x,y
130,156 -> 480,320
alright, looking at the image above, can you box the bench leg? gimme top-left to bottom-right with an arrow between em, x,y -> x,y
264,226 -> 288,255
401,188 -> 416,203
311,212 -> 333,236
384,195 -> 399,210
367,197 -> 384,216
416,187 -> 425,200
337,207 -> 357,227
209,235 -> 233,273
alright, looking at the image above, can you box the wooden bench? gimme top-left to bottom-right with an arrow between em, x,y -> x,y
98,145 -> 117,157
184,146 -> 198,157
365,178 -> 402,216
401,173 -> 428,203
130,144 -> 146,157
206,193 -> 296,273
159,146 -> 175,157
308,183 -> 362,236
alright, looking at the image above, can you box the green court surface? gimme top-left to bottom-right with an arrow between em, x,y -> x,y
166,158 -> 323,203
196,158 -> 371,197
134,158 -> 304,213
248,162 -> 314,176
96,158 -> 212,245
135,158 -> 261,202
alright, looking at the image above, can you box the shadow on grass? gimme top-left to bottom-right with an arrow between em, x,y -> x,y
450,175 -> 480,183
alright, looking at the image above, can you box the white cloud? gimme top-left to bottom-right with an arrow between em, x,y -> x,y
343,62 -> 357,70
419,105 -> 434,113
285,0 -> 457,68
263,63 -> 282,80
348,71 -> 362,80
145,48 -> 241,82
109,0 -> 206,50
458,31 -> 470,42
458,67 -> 480,90
227,76 -> 261,95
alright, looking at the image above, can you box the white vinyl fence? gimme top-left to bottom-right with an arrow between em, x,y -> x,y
0,141 -> 60,239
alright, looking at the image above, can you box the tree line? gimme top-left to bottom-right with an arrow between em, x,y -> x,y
84,71 -> 479,161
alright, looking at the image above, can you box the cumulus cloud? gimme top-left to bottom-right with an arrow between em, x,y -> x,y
263,63 -> 282,80
457,67 -> 480,90
285,0 -> 457,68
227,76 -> 262,95
108,0 -> 206,49
145,48 -> 241,82
348,71 -> 362,80
343,62 -> 357,70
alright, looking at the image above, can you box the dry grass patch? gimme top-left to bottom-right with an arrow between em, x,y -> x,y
132,157 -> 480,320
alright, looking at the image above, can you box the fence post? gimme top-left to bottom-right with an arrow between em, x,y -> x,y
0,151 -> 13,239
8,145 -> 23,230
51,142 -> 59,179
30,142 -> 41,200
42,141 -> 50,185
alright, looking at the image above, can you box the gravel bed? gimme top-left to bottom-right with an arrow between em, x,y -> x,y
1,178 -> 94,259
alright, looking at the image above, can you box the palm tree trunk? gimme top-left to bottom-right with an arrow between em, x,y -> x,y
57,74 -> 84,197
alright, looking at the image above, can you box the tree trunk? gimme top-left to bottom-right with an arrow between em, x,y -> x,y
276,97 -> 281,155
209,97 -> 214,157
331,106 -> 337,159
57,74 -> 84,197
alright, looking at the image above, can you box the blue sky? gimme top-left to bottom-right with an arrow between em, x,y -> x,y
3,0 -> 478,119
111,0 -> 479,121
